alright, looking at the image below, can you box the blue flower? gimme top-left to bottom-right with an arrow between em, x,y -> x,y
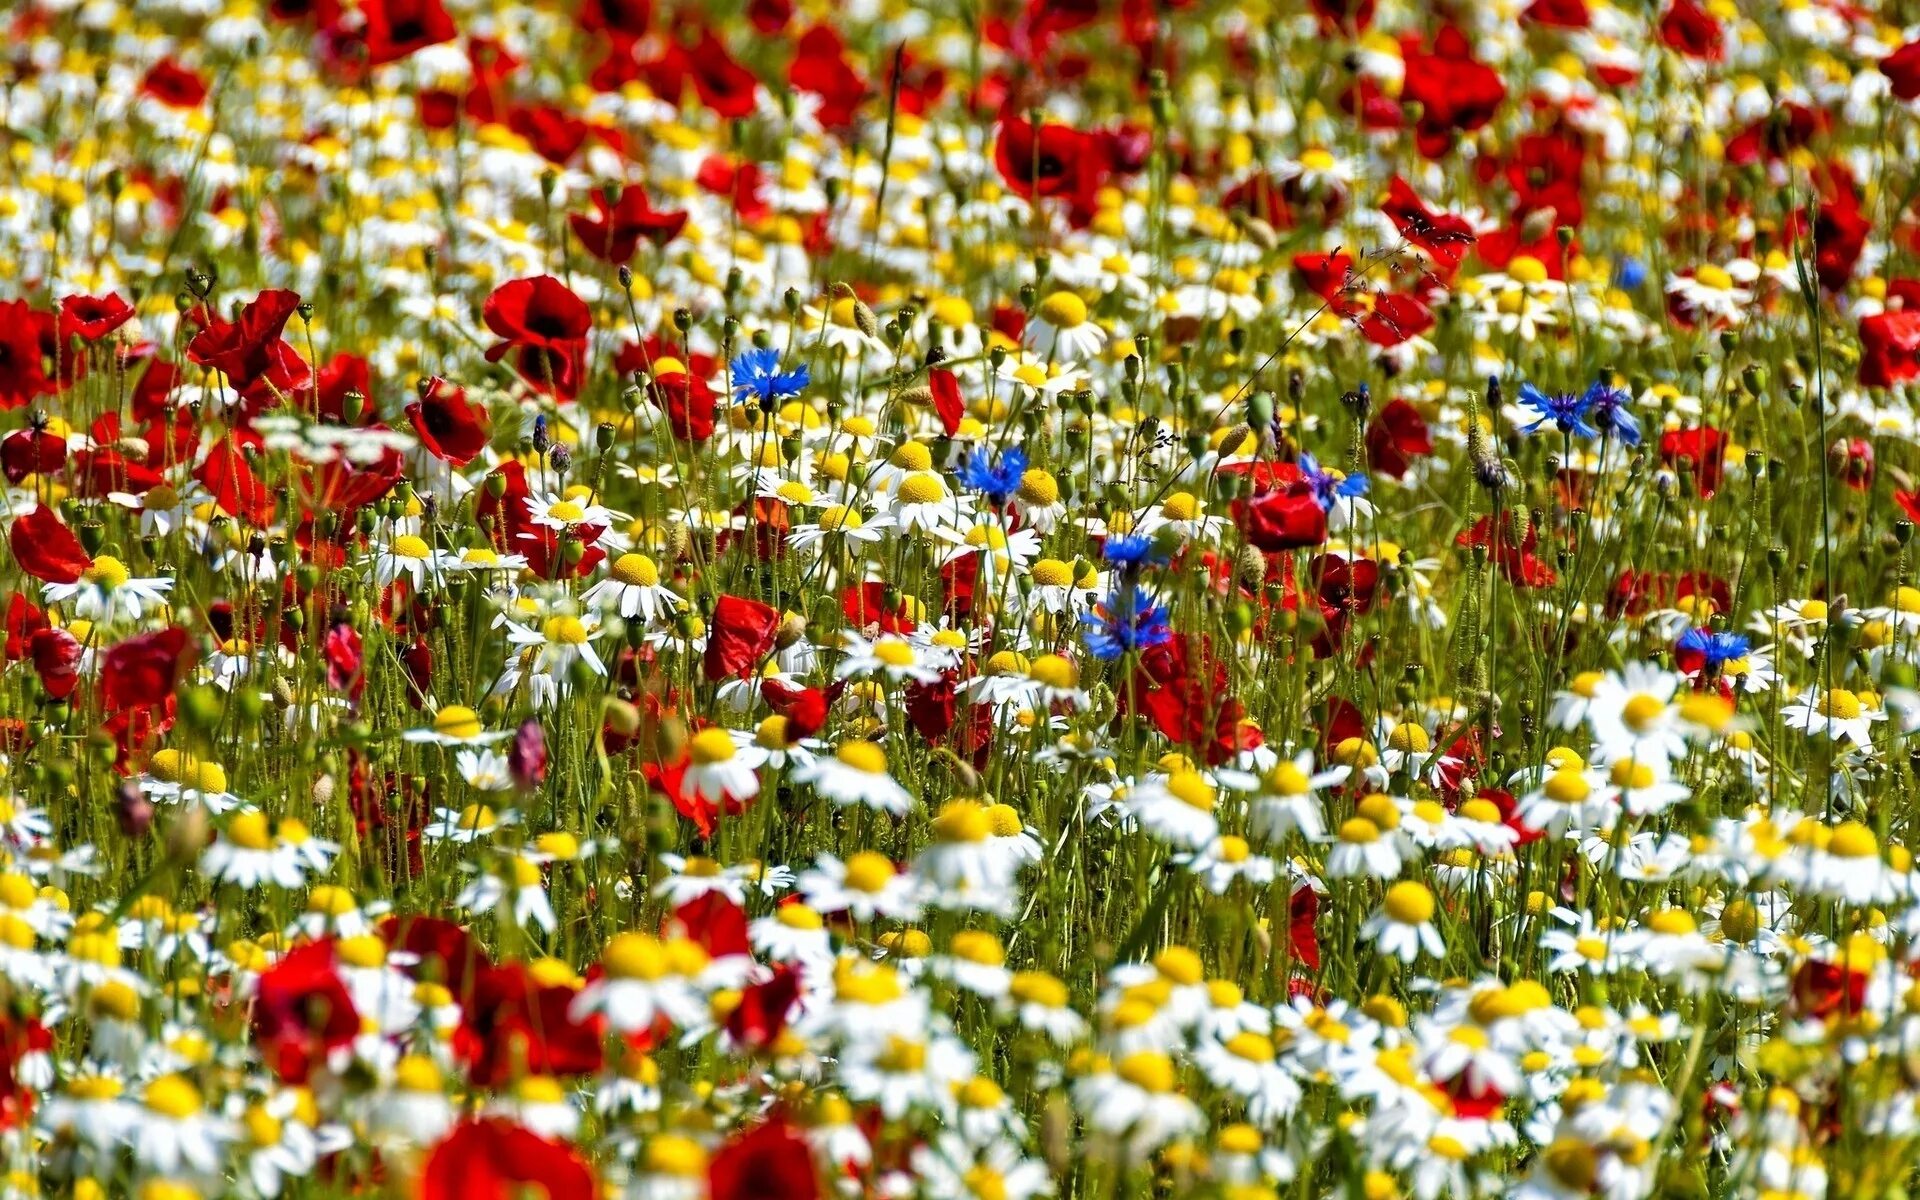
1615,258 -> 1647,290
1584,381 -> 1640,446
1677,627 -> 1750,672
957,446 -> 1029,505
1082,587 -> 1173,661
1103,533 -> 1170,572
1515,382 -> 1601,439
1299,453 -> 1370,512
731,348 -> 811,408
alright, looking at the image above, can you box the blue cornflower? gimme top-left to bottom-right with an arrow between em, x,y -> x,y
731,347 -> 811,407
1514,382 -> 1602,439
1584,381 -> 1640,446
1103,533 -> 1171,572
956,446 -> 1029,505
1677,627 -> 1750,673
1615,258 -> 1648,290
1082,587 -> 1173,661
1298,453 -> 1370,512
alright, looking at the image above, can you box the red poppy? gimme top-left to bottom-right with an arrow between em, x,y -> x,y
727,963 -> 801,1051
0,429 -> 65,485
8,505 -> 90,585
1365,398 -> 1433,479
456,963 -> 605,1087
1380,177 -> 1476,276
1237,483 -> 1328,552
407,377 -> 492,465
1659,0 -> 1722,61
141,59 -> 208,108
58,293 -> 135,342
359,0 -> 458,66
1288,883 -> 1321,970
705,594 -> 781,681
1789,958 -> 1867,1021
197,436 -> 275,526
3,594 -> 48,663
1658,426 -> 1728,498
761,678 -> 831,738
789,25 -> 868,128
1292,251 -> 1359,315
0,301 -> 55,408
1883,40 -> 1920,101
29,628 -> 82,701
1502,130 -> 1588,229
1814,169 -> 1871,291
482,276 -> 591,399
508,104 -> 591,165
99,627 -> 195,712
709,1119 -> 820,1200
694,155 -> 769,223
186,289 -> 303,391
570,188 -> 689,265
1858,311 -> 1920,388
253,939 -> 361,1083
1398,27 -> 1505,158
1360,291 -> 1434,348
579,0 -> 650,35
421,1119 -> 596,1200
381,914 -> 490,996
926,367 -> 965,435
904,673 -> 959,742
650,370 -> 718,441
686,29 -> 762,120
1120,636 -> 1243,765
994,114 -> 1107,224
1455,514 -> 1557,588
1523,0 -> 1589,27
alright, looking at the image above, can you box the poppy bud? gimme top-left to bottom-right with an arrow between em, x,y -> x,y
617,264 -> 632,289
165,803 -> 211,864
116,780 -> 155,839
673,308 -> 692,333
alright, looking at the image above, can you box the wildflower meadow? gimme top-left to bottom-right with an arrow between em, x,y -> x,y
7,0 -> 1920,1195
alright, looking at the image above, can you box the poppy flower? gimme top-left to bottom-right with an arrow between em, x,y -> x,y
1361,291 -> 1434,348
407,377 -> 492,465
1237,482 -> 1328,552
1365,398 -> 1434,479
789,25 -> 868,128
650,370 -> 718,441
253,939 -> 361,1083
761,677 -> 831,737
456,963 -> 605,1087
994,114 -> 1107,224
705,594 -> 781,681
1288,883 -> 1321,970
1380,177 -> 1476,276
579,0 -> 651,35
29,628 -> 82,701
1523,0 -> 1589,27
508,104 -> 591,165
1455,514 -> 1556,588
141,59 -> 208,108
58,293 -> 135,342
3,594 -> 48,663
1658,426 -> 1729,498
1858,311 -> 1920,388
382,915 -> 491,996
569,188 -> 689,265
186,288 -> 303,391
728,963 -> 801,1051
99,626 -> 195,713
1789,959 -> 1867,1022
1120,636 -> 1243,765
198,436 -> 276,526
0,429 -> 65,485
1659,0 -> 1722,61
422,1119 -> 596,1200
709,1119 -> 821,1200
925,367 -> 965,436
0,301 -> 54,408
8,505 -> 90,585
358,0 -> 458,66
1398,27 -> 1505,158
686,29 -> 762,120
482,276 -> 592,399
1882,40 -> 1920,101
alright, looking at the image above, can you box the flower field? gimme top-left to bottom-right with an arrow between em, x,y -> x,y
7,0 -> 1920,1195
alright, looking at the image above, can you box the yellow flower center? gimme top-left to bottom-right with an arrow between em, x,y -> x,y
1166,771 -> 1216,812
610,553 -> 660,586
835,740 -> 888,774
83,555 -> 131,589
688,728 -> 737,765
433,705 -> 483,738
143,1075 -> 203,1119
1036,291 -> 1088,328
390,535 -> 431,560
1383,881 -> 1435,925
843,851 -> 895,892
543,615 -> 590,645
897,473 -> 946,505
